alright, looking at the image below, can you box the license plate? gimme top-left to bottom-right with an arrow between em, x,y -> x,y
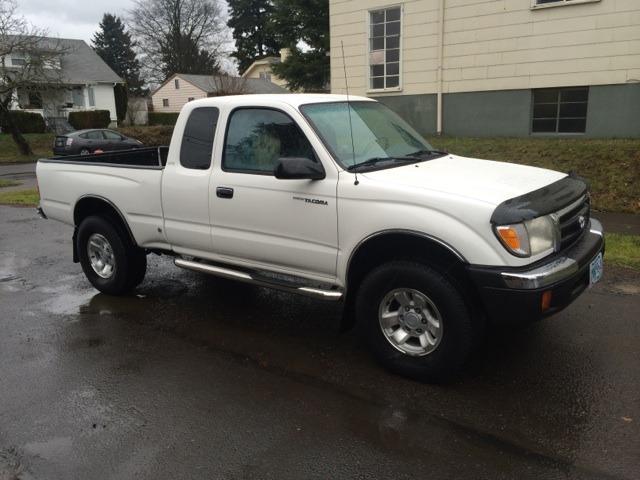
589,252 -> 603,287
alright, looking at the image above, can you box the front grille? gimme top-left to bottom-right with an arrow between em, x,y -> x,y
558,196 -> 590,250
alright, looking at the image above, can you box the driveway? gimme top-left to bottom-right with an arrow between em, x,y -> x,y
1,205 -> 639,479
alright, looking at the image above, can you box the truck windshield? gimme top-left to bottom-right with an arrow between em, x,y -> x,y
300,101 -> 444,171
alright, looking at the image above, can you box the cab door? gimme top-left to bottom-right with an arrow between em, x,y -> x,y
210,107 -> 339,279
161,106 -> 219,255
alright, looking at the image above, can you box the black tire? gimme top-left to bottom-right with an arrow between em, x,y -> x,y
76,216 -> 147,295
356,261 -> 475,383
79,148 -> 91,155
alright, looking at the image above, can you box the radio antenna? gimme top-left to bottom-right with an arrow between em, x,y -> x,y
341,41 -> 358,186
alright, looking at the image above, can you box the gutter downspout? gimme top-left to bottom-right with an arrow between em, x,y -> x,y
437,0 -> 445,135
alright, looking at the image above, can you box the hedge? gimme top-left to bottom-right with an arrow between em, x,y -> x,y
68,110 -> 111,129
0,111 -> 46,133
148,112 -> 180,126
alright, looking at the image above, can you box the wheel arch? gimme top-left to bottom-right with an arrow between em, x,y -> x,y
72,195 -> 138,262
342,230 -> 484,329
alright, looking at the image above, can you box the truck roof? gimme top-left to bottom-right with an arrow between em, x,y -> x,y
185,93 -> 375,110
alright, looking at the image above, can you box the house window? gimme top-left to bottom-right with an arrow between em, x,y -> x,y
259,71 -> 272,81
532,87 -> 588,134
27,92 -> 43,109
163,99 -> 169,107
11,56 -> 25,66
88,87 -> 95,107
368,6 -> 402,91
72,88 -> 85,107
532,0 -> 601,7
188,97 -> 195,102
175,79 -> 180,89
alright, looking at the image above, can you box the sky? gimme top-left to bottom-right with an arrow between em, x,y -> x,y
16,0 -> 135,45
15,0 -> 237,73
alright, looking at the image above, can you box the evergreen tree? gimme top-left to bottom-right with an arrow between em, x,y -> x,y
227,0 -> 283,74
270,0 -> 329,91
92,14 -> 144,95
114,83 -> 128,124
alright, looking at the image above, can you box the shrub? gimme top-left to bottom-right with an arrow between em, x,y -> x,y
0,111 -> 46,133
68,110 -> 111,129
148,112 -> 180,126
116,125 -> 174,146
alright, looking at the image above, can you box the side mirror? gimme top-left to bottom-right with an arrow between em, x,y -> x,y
274,157 -> 325,180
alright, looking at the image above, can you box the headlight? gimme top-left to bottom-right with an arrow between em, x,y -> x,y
495,215 -> 557,257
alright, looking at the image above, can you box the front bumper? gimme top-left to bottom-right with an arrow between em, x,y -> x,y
468,219 -> 605,326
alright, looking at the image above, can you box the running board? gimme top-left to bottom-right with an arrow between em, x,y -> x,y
174,258 -> 344,301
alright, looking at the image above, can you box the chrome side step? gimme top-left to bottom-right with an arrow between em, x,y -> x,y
174,257 -> 344,301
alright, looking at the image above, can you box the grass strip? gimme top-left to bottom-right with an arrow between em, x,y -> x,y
0,188 -> 39,206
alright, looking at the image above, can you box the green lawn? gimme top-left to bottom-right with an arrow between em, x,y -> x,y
0,133 -> 55,163
0,188 -> 39,206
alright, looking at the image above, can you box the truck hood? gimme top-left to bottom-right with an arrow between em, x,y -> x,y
360,154 -> 567,206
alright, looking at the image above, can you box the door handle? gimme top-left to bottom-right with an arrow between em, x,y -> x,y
216,187 -> 234,199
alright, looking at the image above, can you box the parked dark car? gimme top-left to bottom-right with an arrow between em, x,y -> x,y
53,129 -> 143,155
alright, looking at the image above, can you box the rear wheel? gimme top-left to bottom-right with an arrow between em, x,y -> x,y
79,148 -> 91,155
356,261 -> 476,383
77,216 -> 147,295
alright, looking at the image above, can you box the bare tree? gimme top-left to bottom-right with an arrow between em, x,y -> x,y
0,0 -> 69,154
128,0 -> 229,84
206,74 -> 248,96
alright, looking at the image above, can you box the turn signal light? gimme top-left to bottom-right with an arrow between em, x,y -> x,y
541,290 -> 553,310
496,226 -> 521,251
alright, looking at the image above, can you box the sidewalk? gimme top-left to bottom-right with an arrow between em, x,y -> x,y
1,161 -> 638,236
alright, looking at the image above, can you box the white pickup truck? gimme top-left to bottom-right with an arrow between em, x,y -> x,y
36,94 -> 605,382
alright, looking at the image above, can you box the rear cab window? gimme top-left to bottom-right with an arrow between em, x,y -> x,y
180,107 -> 219,169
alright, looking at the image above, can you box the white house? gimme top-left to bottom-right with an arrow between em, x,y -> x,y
330,0 -> 640,138
241,48 -> 290,89
151,73 -> 287,113
5,37 -> 122,129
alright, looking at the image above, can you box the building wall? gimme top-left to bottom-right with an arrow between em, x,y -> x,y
331,0 -> 640,96
243,61 -> 288,89
377,83 -> 640,138
93,84 -> 118,123
330,0 -> 640,137
152,76 -> 207,113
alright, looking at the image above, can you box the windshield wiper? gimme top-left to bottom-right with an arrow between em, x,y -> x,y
346,156 -> 416,171
406,149 -> 448,158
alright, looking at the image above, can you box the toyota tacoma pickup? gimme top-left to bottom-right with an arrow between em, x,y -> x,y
36,94 -> 605,382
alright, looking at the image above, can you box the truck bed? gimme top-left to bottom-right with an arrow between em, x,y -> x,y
41,147 -> 169,168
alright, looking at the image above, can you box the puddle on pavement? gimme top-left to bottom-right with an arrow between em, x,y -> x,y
0,252 -> 30,288
43,291 -> 97,316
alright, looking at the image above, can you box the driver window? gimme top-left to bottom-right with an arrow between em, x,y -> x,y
85,131 -> 104,140
223,108 -> 315,174
104,131 -> 122,140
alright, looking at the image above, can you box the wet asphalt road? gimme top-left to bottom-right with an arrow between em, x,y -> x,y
1,205 -> 639,480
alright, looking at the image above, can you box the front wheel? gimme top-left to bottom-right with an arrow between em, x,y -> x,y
356,261 -> 476,383
77,216 -> 147,295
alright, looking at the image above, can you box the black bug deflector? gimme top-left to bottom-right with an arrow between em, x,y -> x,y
491,173 -> 589,225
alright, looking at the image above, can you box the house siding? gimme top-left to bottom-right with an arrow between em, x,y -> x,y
93,84 -> 118,123
330,0 -> 640,138
152,78 -> 207,113
243,61 -> 288,89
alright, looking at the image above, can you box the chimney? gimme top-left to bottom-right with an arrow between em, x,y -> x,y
280,48 -> 290,62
